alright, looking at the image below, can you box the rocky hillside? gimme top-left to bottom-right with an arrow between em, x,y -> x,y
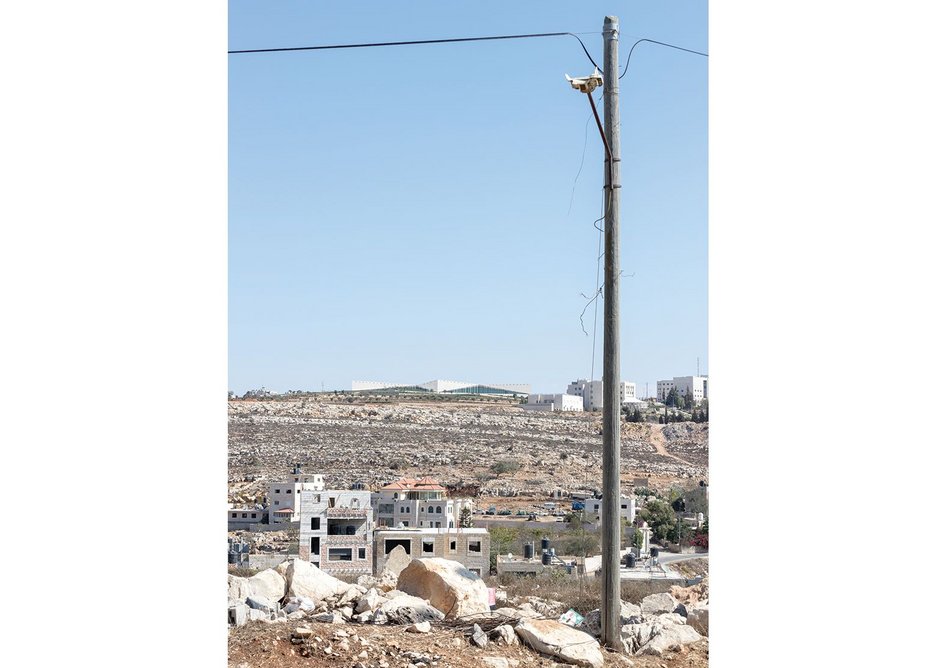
228,399 -> 708,504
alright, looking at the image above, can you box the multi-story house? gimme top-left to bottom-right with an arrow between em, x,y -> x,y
373,476 -> 473,529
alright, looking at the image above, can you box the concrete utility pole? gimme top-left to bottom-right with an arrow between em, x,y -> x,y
600,15 -> 623,651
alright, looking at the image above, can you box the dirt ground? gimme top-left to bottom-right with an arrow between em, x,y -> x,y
228,618 -> 709,668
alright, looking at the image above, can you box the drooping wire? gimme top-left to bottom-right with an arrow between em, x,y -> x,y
619,38 -> 708,79
229,31 -> 602,71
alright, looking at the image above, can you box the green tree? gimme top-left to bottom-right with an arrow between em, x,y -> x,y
459,505 -> 474,528
488,526 -> 519,572
638,499 -> 677,545
563,527 -> 599,558
631,528 -> 643,550
666,388 -> 677,407
491,459 -> 521,476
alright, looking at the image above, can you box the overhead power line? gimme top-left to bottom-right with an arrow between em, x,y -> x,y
229,31 -> 602,70
619,38 -> 708,79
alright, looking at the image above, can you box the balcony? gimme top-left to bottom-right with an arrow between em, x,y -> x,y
325,507 -> 368,519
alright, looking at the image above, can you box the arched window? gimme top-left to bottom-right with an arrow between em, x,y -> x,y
436,506 -> 442,514
428,506 -> 434,514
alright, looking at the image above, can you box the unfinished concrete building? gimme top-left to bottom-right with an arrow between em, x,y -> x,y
298,488 -> 373,577
373,527 -> 490,577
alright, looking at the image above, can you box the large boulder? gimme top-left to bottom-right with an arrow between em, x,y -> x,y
378,593 -> 445,625
227,575 -> 252,602
383,545 -> 411,577
355,588 -> 388,614
687,605 -> 709,636
227,570 -> 287,603
397,558 -> 489,620
636,624 -> 702,656
515,618 -> 604,668
640,592 -> 678,616
276,558 -> 348,603
247,569 -> 287,602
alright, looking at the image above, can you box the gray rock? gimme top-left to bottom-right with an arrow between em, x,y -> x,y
247,608 -> 268,622
228,603 -> 247,627
636,624 -> 702,656
687,605 -> 708,636
491,624 -> 518,646
515,618 -> 604,668
379,594 -> 445,625
640,592 -> 678,616
312,611 -> 345,624
245,595 -> 278,614
471,623 -> 489,647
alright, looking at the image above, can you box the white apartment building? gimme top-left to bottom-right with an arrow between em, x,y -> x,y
657,375 -> 709,404
373,477 -> 473,530
567,379 -> 639,411
298,488 -> 373,577
522,393 -> 584,412
268,465 -> 326,525
581,494 -> 637,525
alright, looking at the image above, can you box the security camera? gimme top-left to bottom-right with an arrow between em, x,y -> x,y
565,68 -> 603,93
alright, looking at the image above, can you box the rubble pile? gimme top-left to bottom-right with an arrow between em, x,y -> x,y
228,400 -> 708,498
229,556 -> 709,665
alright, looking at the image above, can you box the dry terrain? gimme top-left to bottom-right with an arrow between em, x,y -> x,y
228,619 -> 709,668
228,397 -> 708,505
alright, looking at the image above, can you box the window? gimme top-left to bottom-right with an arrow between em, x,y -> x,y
450,540 -> 457,551
294,478 -> 298,482
311,517 -> 320,530
286,489 -> 292,494
468,541 -> 481,553
470,568 -> 482,576
402,521 -> 409,527
428,506 -> 434,514
436,506 -> 442,514
384,539 -> 412,554
328,548 -> 352,562
274,500 -> 279,505
241,513 -> 247,518
310,537 -> 320,555
251,513 -> 257,519
358,547 -> 366,560
231,512 -> 237,518
274,489 -> 281,494
314,494 -> 321,502
329,497 -> 336,508
422,540 -> 434,553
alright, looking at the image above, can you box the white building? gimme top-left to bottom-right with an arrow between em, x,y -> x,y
657,375 -> 709,404
582,494 -> 637,525
567,379 -> 640,411
373,477 -> 473,529
298,488 -> 373,577
522,393 -> 584,412
268,465 -> 326,525
351,379 -> 530,396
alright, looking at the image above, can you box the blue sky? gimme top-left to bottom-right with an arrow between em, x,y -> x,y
229,1 -> 707,396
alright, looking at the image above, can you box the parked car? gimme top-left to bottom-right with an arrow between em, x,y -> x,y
515,509 -> 527,516
485,506 -> 496,515
497,509 -> 512,515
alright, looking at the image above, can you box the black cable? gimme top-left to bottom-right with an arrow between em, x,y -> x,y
619,38 -> 708,79
229,31 -> 602,71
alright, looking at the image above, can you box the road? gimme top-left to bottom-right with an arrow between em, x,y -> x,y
656,552 -> 708,565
